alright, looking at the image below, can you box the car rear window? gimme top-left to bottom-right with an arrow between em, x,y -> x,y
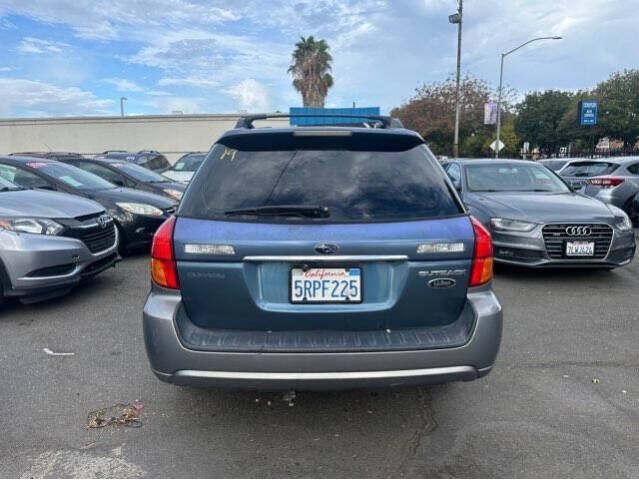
561,162 -> 619,177
179,141 -> 462,223
540,160 -> 567,171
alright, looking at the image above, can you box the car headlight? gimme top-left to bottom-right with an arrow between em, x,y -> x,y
0,218 -> 63,235
163,189 -> 183,201
116,202 -> 164,217
490,218 -> 537,232
608,205 -> 633,232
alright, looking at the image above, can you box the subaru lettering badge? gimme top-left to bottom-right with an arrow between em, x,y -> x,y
97,215 -> 111,229
314,243 -> 339,255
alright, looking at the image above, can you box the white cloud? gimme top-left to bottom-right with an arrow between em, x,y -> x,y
103,78 -> 143,92
0,77 -> 113,116
158,76 -> 219,88
17,37 -> 69,54
225,79 -> 270,112
1,0 -> 639,116
145,89 -> 172,96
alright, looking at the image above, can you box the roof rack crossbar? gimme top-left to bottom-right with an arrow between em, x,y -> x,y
234,113 -> 403,130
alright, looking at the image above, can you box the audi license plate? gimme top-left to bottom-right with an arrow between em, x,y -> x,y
566,241 -> 595,257
290,267 -> 361,303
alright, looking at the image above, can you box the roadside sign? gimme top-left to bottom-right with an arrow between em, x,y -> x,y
579,99 -> 598,126
490,139 -> 504,152
484,102 -> 497,125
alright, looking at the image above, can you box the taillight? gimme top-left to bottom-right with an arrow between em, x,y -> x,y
586,177 -> 624,188
151,216 -> 178,289
469,216 -> 493,287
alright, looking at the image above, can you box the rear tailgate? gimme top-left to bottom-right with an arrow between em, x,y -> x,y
174,215 -> 475,331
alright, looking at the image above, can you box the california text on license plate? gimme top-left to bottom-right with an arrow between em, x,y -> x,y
290,267 -> 362,303
566,241 -> 595,256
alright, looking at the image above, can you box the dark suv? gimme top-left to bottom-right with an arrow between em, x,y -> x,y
98,150 -> 171,173
143,114 -> 503,390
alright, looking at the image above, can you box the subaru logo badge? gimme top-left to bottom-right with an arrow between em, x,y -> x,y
97,214 -> 111,229
314,243 -> 339,255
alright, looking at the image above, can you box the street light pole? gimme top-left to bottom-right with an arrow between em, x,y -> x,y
495,36 -> 562,158
449,0 -> 463,158
120,96 -> 128,117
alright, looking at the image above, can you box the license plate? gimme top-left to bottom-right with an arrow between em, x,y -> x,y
566,241 -> 595,257
290,267 -> 362,303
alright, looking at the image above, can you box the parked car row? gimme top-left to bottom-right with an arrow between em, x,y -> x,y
0,149 -> 204,304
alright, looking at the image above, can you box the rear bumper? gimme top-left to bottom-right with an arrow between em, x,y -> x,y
143,285 -> 503,390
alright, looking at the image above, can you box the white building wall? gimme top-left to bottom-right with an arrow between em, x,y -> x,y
0,114 -> 289,163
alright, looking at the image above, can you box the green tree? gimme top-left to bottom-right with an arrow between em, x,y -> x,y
595,69 -> 639,147
288,36 -> 334,107
514,90 -> 573,154
391,74 -> 514,156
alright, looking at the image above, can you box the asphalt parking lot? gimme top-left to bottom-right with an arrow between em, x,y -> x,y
2,242 -> 639,478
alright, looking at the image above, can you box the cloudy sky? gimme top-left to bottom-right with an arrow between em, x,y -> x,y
0,0 -> 637,117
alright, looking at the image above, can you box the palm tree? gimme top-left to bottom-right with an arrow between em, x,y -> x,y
288,36 -> 334,107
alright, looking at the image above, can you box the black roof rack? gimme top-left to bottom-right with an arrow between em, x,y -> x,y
234,113 -> 404,130
102,150 -> 127,154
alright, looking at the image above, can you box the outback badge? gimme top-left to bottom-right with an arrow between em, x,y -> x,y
428,278 -> 457,289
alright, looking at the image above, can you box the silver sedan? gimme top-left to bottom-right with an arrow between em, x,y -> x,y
444,159 -> 636,268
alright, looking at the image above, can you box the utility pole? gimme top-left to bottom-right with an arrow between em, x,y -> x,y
120,96 -> 127,117
449,0 -> 463,158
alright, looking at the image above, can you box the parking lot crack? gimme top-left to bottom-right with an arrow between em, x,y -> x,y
396,387 -> 438,477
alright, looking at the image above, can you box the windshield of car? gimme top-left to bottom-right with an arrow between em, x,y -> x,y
28,161 -> 115,190
0,175 -> 20,191
179,143 -> 462,223
560,161 -> 619,177
170,154 -> 206,172
109,161 -> 168,182
465,164 -> 570,193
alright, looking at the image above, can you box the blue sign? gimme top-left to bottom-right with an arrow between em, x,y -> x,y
580,100 -> 598,126
289,107 -> 380,126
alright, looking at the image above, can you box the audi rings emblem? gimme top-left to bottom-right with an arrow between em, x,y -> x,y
565,225 -> 591,236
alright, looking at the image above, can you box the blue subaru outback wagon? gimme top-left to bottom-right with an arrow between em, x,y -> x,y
143,114 -> 503,390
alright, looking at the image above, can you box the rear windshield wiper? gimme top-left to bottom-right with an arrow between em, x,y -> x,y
224,205 -> 330,218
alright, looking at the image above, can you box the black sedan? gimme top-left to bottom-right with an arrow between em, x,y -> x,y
443,159 -> 635,268
55,156 -> 185,201
0,156 -> 177,252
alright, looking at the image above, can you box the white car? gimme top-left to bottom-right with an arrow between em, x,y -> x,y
162,152 -> 206,184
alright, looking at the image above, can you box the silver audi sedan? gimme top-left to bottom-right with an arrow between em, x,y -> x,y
443,159 -> 636,268
0,176 -> 119,304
